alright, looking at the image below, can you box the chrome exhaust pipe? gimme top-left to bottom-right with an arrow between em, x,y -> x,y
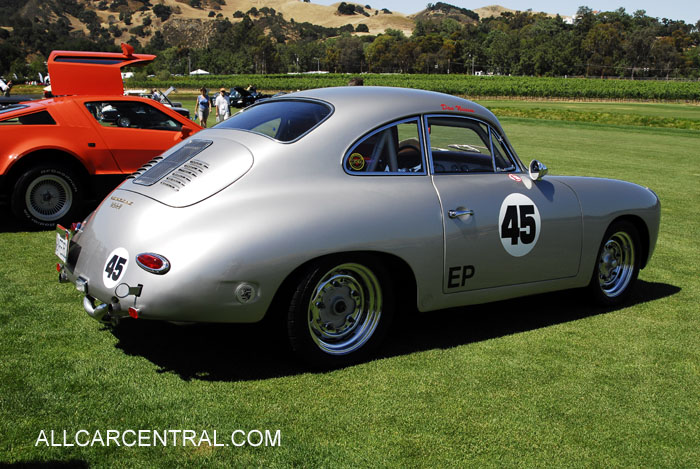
83,296 -> 121,324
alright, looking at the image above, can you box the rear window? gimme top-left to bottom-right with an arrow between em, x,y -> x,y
0,104 -> 29,115
0,110 -> 56,125
218,99 -> 332,142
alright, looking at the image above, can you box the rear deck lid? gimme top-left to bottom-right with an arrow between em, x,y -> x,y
121,136 -> 253,207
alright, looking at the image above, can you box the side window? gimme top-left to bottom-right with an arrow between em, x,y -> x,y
85,101 -> 182,131
427,116 -> 494,174
0,110 -> 56,125
345,119 -> 424,174
491,130 -> 517,172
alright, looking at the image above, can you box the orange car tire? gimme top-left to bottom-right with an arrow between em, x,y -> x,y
11,165 -> 83,229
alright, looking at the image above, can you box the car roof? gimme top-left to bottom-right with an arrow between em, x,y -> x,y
48,43 -> 155,96
282,86 -> 502,130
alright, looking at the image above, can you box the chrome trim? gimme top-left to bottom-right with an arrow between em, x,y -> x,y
490,128 -> 519,173
448,209 -> 474,219
75,276 -> 88,294
424,114 -> 524,176
528,160 -> 548,181
135,252 -> 171,275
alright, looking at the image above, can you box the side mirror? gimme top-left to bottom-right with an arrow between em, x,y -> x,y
175,126 -> 193,141
528,160 -> 548,181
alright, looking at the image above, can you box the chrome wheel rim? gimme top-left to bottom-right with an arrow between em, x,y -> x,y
307,263 -> 382,355
598,231 -> 635,298
25,174 -> 72,222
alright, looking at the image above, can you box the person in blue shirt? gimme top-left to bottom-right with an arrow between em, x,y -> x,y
196,87 -> 211,127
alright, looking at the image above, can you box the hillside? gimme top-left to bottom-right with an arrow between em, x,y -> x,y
2,0 -> 544,49
19,0 -> 416,47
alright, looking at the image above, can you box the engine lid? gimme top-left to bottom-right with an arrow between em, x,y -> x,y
121,136 -> 253,207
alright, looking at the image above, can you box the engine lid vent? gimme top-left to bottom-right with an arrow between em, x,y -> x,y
133,139 -> 212,187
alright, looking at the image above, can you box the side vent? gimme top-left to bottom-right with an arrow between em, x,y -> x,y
132,139 -> 212,187
127,155 -> 164,179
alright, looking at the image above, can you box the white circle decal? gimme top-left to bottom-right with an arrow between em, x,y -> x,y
103,247 -> 130,289
498,193 -> 541,257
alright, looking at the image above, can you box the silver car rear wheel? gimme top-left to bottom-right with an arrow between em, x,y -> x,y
307,263 -> 382,356
288,256 -> 393,366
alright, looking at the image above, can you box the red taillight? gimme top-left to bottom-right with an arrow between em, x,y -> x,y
136,253 -> 170,274
56,263 -> 61,272
128,307 -> 139,319
138,254 -> 163,270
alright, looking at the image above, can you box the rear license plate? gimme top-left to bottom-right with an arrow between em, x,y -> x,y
55,225 -> 70,263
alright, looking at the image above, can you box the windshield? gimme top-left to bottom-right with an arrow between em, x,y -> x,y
217,99 -> 332,142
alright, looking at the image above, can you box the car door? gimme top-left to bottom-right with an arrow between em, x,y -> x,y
425,115 -> 582,293
82,99 -> 188,172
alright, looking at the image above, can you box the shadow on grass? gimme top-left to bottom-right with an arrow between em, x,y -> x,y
110,280 -> 680,382
0,215 -> 37,233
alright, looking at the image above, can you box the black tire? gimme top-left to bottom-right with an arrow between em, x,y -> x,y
11,165 -> 83,229
287,255 -> 394,367
588,220 -> 641,306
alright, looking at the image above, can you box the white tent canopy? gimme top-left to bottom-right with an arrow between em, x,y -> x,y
189,69 -> 210,75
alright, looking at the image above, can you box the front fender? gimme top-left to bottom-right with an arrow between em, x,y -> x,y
554,176 -> 660,269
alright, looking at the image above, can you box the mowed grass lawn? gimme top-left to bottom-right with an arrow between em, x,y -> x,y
1,100 -> 699,467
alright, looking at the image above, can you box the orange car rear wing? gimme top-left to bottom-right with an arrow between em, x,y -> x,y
48,43 -> 156,96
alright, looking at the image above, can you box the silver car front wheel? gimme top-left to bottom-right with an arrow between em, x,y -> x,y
589,220 -> 640,306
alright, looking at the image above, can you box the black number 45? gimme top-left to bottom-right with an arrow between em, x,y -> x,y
501,205 -> 536,245
105,255 -> 127,281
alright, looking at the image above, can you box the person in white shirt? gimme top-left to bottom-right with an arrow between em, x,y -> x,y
214,88 -> 230,123
0,78 -> 12,97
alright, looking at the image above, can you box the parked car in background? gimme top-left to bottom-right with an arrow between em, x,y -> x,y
55,86 -> 660,367
0,44 -> 201,228
125,86 -> 191,119
228,86 -> 270,108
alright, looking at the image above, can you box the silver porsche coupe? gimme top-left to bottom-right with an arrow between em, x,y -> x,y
55,86 -> 660,366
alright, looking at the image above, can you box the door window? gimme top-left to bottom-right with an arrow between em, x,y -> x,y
85,101 -> 182,131
426,116 -> 494,174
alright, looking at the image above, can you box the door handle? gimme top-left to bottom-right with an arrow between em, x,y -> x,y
448,209 -> 474,219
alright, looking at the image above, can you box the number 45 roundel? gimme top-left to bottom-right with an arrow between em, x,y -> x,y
498,193 -> 541,257
103,247 -> 129,289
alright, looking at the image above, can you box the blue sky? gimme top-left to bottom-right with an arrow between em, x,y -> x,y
315,1 -> 699,25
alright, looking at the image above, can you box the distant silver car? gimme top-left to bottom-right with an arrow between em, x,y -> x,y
56,86 -> 660,366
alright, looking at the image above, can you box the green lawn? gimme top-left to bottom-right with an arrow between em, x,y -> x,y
1,102 -> 699,467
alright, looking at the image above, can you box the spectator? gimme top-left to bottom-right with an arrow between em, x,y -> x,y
151,88 -> 162,102
214,88 -> 230,123
195,87 -> 211,127
0,78 -> 12,97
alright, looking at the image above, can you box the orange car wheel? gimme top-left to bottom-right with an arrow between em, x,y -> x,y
11,165 -> 83,229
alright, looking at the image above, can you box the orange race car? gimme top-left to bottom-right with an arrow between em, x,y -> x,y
0,44 -> 201,228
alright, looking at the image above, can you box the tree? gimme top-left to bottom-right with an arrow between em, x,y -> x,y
582,23 -> 623,77
152,4 -> 172,22
366,33 -> 399,71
